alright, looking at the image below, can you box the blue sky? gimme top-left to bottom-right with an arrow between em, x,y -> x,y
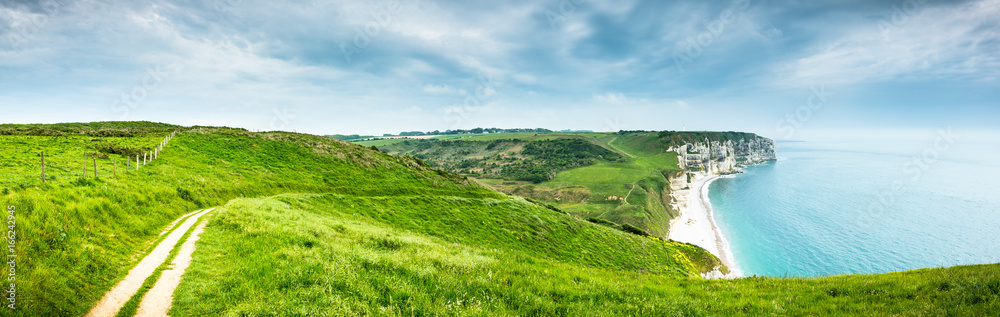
1,0 -> 998,140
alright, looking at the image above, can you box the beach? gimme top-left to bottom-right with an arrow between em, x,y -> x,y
669,173 -> 742,278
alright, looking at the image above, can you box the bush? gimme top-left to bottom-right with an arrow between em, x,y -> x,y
621,223 -> 649,236
93,142 -> 148,157
176,187 -> 201,207
586,217 -> 619,228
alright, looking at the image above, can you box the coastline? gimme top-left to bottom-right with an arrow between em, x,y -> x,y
668,173 -> 742,279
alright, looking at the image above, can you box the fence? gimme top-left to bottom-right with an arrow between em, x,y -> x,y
0,130 -> 178,191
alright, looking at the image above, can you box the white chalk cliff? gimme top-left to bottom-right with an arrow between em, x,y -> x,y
669,137 -> 776,175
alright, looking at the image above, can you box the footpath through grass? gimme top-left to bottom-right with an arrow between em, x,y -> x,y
174,194 -> 1000,316
0,124 -> 499,316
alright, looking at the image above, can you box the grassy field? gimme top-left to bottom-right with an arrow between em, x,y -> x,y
173,194 -> 1000,316
368,131 -> 686,237
354,138 -> 411,147
0,122 -> 178,191
0,124 -> 499,316
353,132 -> 593,147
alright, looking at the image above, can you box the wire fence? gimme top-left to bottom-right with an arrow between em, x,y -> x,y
1,131 -> 177,191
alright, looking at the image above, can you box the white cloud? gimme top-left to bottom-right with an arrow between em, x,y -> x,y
677,100 -> 692,109
593,92 -> 629,103
422,84 -> 465,95
773,0 -> 1000,87
2,0 -> 997,135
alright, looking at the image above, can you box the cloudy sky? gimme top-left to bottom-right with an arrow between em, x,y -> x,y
1,0 -> 998,140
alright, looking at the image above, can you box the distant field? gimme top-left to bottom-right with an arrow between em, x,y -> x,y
454,132 -> 599,142
353,138 -> 410,147
537,135 -> 682,234
365,131 -> 686,236
355,132 -> 614,148
546,161 -> 650,196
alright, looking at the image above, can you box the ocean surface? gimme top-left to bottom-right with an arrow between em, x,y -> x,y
709,137 -> 1000,277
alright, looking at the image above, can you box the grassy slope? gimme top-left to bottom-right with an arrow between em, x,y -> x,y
174,194 -> 1000,316
371,132 -> 684,237
1,125 -> 500,316
0,134 -> 167,189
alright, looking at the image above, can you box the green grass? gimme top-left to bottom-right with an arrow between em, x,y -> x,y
354,138 -> 412,147
350,131 -> 577,147
515,135 -> 683,236
172,194 -> 1000,316
0,133 -> 168,190
448,133 -> 566,142
114,210 -> 209,317
0,124 -> 499,316
169,194 -> 716,316
546,162 -> 648,196
365,131 -> 689,236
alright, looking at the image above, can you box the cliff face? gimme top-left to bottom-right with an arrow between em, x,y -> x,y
668,136 -> 776,177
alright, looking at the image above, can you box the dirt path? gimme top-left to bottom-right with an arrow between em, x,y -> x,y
622,169 -> 657,205
135,218 -> 209,316
623,183 -> 636,205
86,208 -> 214,317
158,209 -> 202,236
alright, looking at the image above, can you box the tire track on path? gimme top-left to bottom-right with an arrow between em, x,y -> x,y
86,208 -> 214,317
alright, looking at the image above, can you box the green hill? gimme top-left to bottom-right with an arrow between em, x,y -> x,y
369,131 -> 762,238
1,123 -> 499,315
2,123 -> 998,316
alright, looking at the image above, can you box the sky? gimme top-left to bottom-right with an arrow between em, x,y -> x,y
1,0 -> 998,140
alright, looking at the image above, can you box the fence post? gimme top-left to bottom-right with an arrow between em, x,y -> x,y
41,151 -> 46,183
136,155 -> 139,170
144,152 -> 147,165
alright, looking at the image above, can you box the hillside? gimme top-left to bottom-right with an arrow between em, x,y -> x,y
2,122 -> 997,316
0,123 -> 716,316
0,123 -> 501,315
174,194 -> 1000,315
368,131 -> 775,238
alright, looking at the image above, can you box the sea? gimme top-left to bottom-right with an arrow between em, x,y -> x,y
709,134 -> 1000,277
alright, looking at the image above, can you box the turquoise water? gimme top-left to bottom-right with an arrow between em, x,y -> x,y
710,139 -> 1000,277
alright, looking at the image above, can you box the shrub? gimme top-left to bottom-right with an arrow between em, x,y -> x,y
586,217 -> 619,228
621,223 -> 649,237
176,187 -> 201,207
